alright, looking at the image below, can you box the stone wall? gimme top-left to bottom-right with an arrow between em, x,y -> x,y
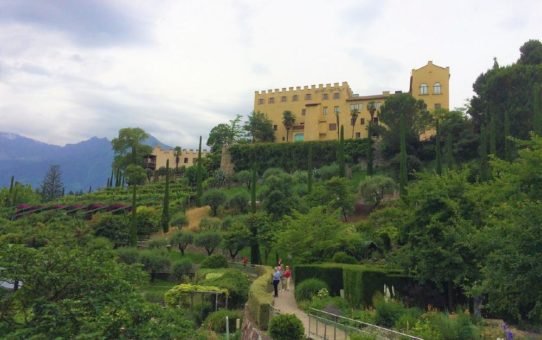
241,304 -> 270,340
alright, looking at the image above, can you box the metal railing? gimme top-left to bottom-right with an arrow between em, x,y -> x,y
308,308 -> 423,340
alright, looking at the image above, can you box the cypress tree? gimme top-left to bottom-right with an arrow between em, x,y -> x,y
250,167 -> 257,213
196,136 -> 203,206
160,159 -> 170,233
307,144 -> 313,193
489,111 -> 497,155
533,83 -> 542,135
130,185 -> 138,247
115,168 -> 122,187
399,112 -> 407,196
7,176 -> 14,206
444,134 -> 454,170
88,186 -> 92,193
366,123 -> 374,175
109,169 -> 114,188
338,125 -> 345,177
479,125 -> 490,181
435,119 -> 442,175
504,109 -> 512,161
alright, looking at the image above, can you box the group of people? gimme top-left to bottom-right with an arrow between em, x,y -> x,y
272,260 -> 291,297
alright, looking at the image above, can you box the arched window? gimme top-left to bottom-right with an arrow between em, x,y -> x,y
420,83 -> 428,95
433,82 -> 441,95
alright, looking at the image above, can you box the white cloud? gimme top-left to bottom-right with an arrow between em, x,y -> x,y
0,0 -> 541,146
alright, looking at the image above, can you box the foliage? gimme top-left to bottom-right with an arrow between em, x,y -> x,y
111,127 -> 152,169
268,314 -> 305,340
228,139 -> 368,173
200,254 -> 229,269
207,114 -> 245,152
233,170 -> 251,188
135,206 -> 160,236
247,266 -> 274,330
170,211 -> 188,227
164,283 -> 228,307
40,164 -> 64,201
148,237 -> 169,249
227,191 -> 250,213
332,251 -> 357,264
315,163 -> 340,180
115,247 -> 140,264
194,232 -> 222,255
204,309 -> 243,333
222,223 -> 251,259
358,175 -> 396,209
200,269 -> 250,308
373,295 -> 406,328
282,110 -> 296,142
139,250 -> 171,281
294,265 -> 344,296
244,111 -> 275,143
171,231 -> 194,255
202,189 -> 227,216
125,164 -> 147,186
295,278 -> 329,302
160,159 -> 170,233
90,213 -> 130,247
172,258 -> 194,280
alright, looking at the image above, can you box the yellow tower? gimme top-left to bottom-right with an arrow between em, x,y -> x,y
410,61 -> 450,111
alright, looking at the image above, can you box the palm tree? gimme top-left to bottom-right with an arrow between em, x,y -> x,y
350,109 -> 359,138
282,111 -> 296,142
174,146 -> 182,179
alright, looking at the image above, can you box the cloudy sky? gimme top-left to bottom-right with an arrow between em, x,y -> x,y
0,0 -> 540,147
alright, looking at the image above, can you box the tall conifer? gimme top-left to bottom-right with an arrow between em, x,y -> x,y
479,125 -> 490,181
399,112 -> 407,196
338,125 -> 345,177
504,110 -> 512,161
196,136 -> 203,206
435,119 -> 442,175
533,83 -> 542,135
307,144 -> 313,193
160,159 -> 170,233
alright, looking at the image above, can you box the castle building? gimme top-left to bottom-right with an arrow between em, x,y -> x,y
144,146 -> 209,171
253,61 -> 450,142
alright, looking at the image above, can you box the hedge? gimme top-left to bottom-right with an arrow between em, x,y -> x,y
228,139 -> 369,173
294,264 -> 344,296
247,266 -> 274,330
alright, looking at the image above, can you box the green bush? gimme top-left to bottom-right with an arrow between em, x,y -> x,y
170,211 -> 188,227
202,189 -> 227,216
315,163 -> 340,180
139,251 -> 171,281
136,206 -> 160,237
194,232 -> 222,255
332,251 -> 357,264
90,213 -> 129,247
116,247 -> 140,265
201,269 -> 250,308
394,307 -> 423,331
268,314 -> 304,340
227,191 -> 250,213
294,265 -> 343,296
144,291 -> 164,304
295,278 -> 329,302
148,238 -> 169,249
200,254 -> 228,269
247,266 -> 274,330
172,258 -> 193,280
433,311 -> 479,340
204,309 -> 242,333
373,295 -> 406,328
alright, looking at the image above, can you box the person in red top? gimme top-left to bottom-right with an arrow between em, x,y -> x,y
284,266 -> 292,291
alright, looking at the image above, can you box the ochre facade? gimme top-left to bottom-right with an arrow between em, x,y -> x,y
151,146 -> 208,170
253,61 -> 450,142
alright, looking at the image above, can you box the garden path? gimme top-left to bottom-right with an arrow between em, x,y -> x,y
272,285 -> 311,337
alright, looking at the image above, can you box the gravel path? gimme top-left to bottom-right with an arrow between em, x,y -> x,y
272,285 -> 311,337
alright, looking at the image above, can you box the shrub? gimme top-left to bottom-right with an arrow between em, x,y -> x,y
139,251 -> 171,281
170,212 -> 188,228
171,231 -> 194,255
136,206 -> 160,236
144,291 -> 164,304
172,258 -> 194,280
199,217 -> 221,231
201,269 -> 250,308
373,295 -> 406,328
268,314 -> 304,340
116,247 -> 140,265
202,189 -> 227,216
394,307 -> 423,331
204,309 -> 242,333
227,191 -> 249,213
295,278 -> 329,302
200,254 -> 228,269
332,251 -> 357,264
433,311 -> 479,340
358,175 -> 396,209
194,232 -> 222,255
247,266 -> 274,330
148,238 -> 169,249
90,213 -> 129,247
294,265 -> 343,296
315,163 -> 340,180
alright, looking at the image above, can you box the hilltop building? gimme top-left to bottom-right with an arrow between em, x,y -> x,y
143,146 -> 209,171
253,61 -> 449,142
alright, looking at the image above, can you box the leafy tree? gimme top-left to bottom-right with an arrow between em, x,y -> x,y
261,171 -> 297,220
350,108 -> 359,138
324,176 -> 355,221
160,159 -> 170,233
171,231 -> 194,256
222,223 -> 251,259
207,114 -> 244,152
518,39 -> 542,65
194,232 -> 222,255
202,189 -> 227,216
533,83 -> 542,135
41,164 -> 64,201
227,191 -> 249,213
359,175 -> 396,209
282,110 -> 296,142
479,125 -> 490,181
244,111 -> 275,143
111,127 -> 152,169
245,212 -> 267,264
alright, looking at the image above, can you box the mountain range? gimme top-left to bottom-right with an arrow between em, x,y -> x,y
0,132 -> 170,192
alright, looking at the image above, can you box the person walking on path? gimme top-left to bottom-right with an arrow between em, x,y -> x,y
284,266 -> 292,291
272,267 -> 281,297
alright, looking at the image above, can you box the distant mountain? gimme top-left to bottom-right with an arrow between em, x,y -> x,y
0,132 -> 168,192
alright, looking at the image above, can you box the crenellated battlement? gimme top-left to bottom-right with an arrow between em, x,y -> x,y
254,81 -> 350,95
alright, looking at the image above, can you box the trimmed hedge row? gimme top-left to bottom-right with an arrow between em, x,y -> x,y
294,264 -> 344,296
294,263 -> 412,308
228,139 -> 369,172
247,266 -> 274,330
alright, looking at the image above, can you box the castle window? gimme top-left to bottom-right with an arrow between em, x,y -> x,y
305,93 -> 312,100
323,107 -> 328,116
356,132 -> 361,138
373,117 -> 379,124
302,109 -> 306,116
329,123 -> 337,131
333,92 -> 340,99
433,82 -> 441,95
258,98 -> 264,105
360,118 -> 365,125
420,83 -> 428,95
350,104 -> 360,111
281,96 -> 287,102
184,158 -> 188,163
434,103 -> 442,110
269,97 -> 275,104
323,93 -> 329,100
273,125 -> 278,130
334,106 -> 340,114
292,94 -> 298,101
